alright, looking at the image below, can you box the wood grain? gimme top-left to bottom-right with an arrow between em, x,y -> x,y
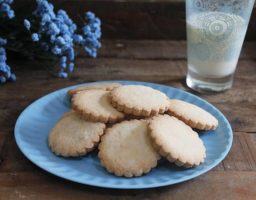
0,171 -> 255,200
12,1 -> 256,40
1,57 -> 256,133
0,132 -> 256,199
0,40 -> 256,199
98,40 -> 256,60
0,134 -> 6,167
223,133 -> 256,171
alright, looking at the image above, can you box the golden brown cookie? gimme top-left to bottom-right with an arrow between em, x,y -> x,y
168,99 -> 218,130
149,115 -> 206,167
68,82 -> 122,96
98,120 -> 160,177
72,89 -> 125,123
109,85 -> 169,117
48,111 -> 106,157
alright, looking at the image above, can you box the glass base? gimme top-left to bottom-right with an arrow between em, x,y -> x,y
186,70 -> 234,93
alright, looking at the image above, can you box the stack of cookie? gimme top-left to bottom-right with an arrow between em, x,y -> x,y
48,83 -> 218,177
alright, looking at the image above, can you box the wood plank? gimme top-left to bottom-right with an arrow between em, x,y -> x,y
99,40 -> 187,60
1,37 -> 255,200
97,40 -> 256,60
62,1 -> 256,40
1,58 -> 256,133
0,171 -> 255,200
0,134 -> 6,167
223,133 -> 256,171
6,58 -> 256,83
13,1 -> 256,40
0,133 -> 36,172
213,103 -> 256,133
4,59 -> 256,103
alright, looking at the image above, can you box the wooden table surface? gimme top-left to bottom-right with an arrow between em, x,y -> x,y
0,40 -> 256,200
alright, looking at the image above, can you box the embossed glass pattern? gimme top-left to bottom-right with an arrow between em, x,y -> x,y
186,0 -> 255,92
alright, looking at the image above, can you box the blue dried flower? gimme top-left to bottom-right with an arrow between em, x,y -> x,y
57,9 -> 69,21
33,0 -> 56,19
68,62 -> 74,72
0,0 -> 15,19
24,19 -> 31,30
82,26 -> 91,36
9,73 -> 16,81
0,0 -> 15,84
63,34 -> 72,43
48,22 -> 60,35
56,36 -> 65,45
51,46 -> 62,55
0,38 -> 7,46
31,33 -> 40,41
23,0 -> 101,79
0,46 -> 16,84
0,75 -> 6,83
50,35 -> 56,44
58,71 -> 68,78
84,47 -> 97,58
80,11 -> 102,57
73,34 -> 83,44
0,53 -> 6,62
41,14 -> 51,25
60,56 -> 67,68
85,11 -> 95,20
67,48 -> 75,61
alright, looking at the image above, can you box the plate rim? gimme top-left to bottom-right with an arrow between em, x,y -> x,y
14,80 -> 233,189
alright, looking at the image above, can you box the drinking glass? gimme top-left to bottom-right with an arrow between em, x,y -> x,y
186,0 -> 255,92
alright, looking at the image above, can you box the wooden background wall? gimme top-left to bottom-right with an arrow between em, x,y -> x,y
13,0 -> 256,40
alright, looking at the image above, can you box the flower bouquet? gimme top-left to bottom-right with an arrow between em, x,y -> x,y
0,0 -> 101,84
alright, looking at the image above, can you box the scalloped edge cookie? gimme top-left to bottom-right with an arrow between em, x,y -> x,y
167,99 -> 218,130
148,115 -> 206,167
72,89 -> 125,123
48,111 -> 106,157
98,119 -> 160,177
109,85 -> 169,117
68,82 -> 122,96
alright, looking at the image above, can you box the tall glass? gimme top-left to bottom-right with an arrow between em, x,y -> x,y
186,0 -> 255,92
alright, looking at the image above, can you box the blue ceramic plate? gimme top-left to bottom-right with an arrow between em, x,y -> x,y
15,81 -> 233,189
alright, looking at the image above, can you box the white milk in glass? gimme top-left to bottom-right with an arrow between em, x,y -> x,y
187,11 -> 247,78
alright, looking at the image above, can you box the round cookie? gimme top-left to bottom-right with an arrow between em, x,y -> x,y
68,82 -> 122,96
48,111 -> 106,157
149,115 -> 206,167
109,85 -> 169,117
168,99 -> 218,130
98,120 -> 160,177
72,89 -> 125,123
